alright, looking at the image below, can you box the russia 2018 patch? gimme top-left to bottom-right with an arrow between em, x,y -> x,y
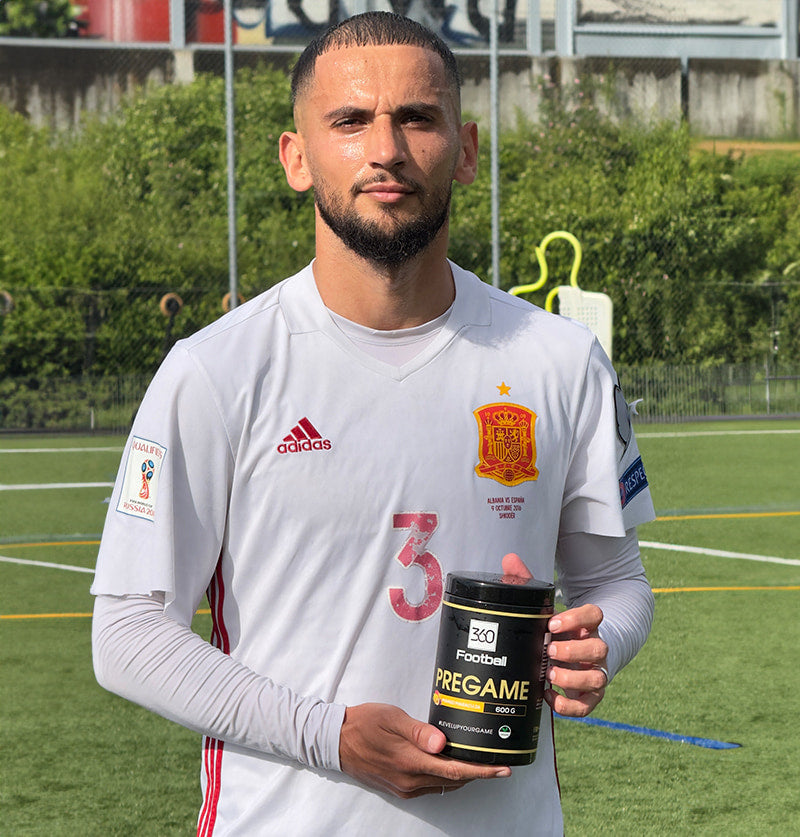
619,456 -> 648,508
116,436 -> 167,521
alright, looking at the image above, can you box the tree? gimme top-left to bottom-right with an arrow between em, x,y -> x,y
2,63 -> 800,390
0,0 -> 79,37
0,66 -> 313,379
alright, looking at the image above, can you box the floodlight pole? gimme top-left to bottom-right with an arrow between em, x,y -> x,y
224,0 -> 239,310
489,0 -> 500,288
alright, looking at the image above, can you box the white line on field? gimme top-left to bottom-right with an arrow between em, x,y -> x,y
0,555 -> 94,574
640,540 -> 800,566
636,429 -> 800,438
0,482 -> 114,491
0,446 -> 123,454
4,545 -> 797,580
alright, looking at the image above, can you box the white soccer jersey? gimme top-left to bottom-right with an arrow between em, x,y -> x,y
93,261 -> 654,836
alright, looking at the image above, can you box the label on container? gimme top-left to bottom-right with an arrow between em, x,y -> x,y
429,600 -> 551,765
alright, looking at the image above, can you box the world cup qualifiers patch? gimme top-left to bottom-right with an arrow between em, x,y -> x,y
116,436 -> 167,521
619,456 -> 648,509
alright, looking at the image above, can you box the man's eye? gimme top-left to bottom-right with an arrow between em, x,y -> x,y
402,111 -> 438,127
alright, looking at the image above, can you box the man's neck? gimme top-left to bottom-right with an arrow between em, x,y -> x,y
311,225 -> 455,330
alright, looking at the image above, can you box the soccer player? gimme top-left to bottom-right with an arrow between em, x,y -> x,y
92,12 -> 655,835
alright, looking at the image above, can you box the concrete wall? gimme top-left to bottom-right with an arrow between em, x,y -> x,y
0,44 -> 175,129
560,56 -> 684,126
2,44 -> 800,138
459,55 -> 555,128
688,59 -> 800,138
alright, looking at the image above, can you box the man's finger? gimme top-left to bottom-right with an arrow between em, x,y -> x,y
501,552 -> 532,581
548,663 -> 608,692
547,636 -> 608,665
407,718 -> 447,755
544,687 -> 603,717
548,603 -> 603,635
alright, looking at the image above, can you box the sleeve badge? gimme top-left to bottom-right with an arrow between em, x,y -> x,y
614,384 -> 632,447
116,436 -> 167,521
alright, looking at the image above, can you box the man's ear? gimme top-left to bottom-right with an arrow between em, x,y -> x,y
453,121 -> 479,186
279,131 -> 313,192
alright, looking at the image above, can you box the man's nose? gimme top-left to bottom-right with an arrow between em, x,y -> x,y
366,116 -> 407,169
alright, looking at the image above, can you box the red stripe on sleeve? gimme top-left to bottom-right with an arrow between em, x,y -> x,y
198,553 -> 230,833
207,556 -> 230,655
197,737 -> 224,836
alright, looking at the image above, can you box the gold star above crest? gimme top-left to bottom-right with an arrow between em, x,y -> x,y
497,382 -> 511,396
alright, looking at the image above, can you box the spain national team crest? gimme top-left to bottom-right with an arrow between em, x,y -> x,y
473,403 -> 539,487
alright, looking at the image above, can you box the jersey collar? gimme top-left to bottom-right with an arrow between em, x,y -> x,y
278,260 -> 492,380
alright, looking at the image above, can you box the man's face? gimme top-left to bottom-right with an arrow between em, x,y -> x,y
281,44 -> 478,265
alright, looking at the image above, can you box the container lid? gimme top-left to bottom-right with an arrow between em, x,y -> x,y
445,572 -> 554,610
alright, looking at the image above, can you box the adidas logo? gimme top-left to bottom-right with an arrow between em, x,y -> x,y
277,417 -> 332,454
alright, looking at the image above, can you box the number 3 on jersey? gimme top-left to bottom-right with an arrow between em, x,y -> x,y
388,512 -> 443,622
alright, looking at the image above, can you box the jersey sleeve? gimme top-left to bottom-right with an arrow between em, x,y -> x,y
556,528 -> 654,680
559,340 -> 655,537
91,344 -> 234,623
92,593 -> 346,771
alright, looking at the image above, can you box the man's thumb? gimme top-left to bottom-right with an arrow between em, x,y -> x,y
409,718 -> 447,754
501,552 -> 533,581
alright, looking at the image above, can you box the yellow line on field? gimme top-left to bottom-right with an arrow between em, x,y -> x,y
6,584 -> 800,619
656,511 -> 800,522
5,510 -> 798,551
1,608 -> 213,620
2,540 -> 102,549
653,586 -> 800,593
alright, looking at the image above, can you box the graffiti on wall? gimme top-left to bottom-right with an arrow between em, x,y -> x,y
187,0 -> 524,46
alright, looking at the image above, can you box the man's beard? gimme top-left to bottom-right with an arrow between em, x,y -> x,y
314,175 -> 452,266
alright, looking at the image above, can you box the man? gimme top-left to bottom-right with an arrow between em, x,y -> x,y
92,12 -> 654,835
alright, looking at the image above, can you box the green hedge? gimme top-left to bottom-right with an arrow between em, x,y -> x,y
3,363 -> 796,432
1,66 -> 799,381
0,376 -> 148,432
616,361 -> 800,420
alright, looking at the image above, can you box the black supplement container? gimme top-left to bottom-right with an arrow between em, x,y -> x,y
428,572 -> 554,765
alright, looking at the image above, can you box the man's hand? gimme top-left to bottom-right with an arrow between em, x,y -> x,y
339,703 -> 511,798
501,553 -> 609,718
544,604 -> 608,716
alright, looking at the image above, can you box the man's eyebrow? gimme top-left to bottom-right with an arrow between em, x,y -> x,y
323,106 -> 371,123
322,102 -> 447,122
396,102 -> 447,119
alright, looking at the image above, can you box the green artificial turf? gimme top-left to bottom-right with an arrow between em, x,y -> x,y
1,425 -> 798,834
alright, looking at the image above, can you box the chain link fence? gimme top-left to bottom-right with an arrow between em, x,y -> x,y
1,0 -> 800,431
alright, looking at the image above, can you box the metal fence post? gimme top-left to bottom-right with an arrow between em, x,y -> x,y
554,0 -> 575,56
169,0 -> 185,49
527,0 -> 542,55
224,0 -> 239,311
783,0 -> 799,59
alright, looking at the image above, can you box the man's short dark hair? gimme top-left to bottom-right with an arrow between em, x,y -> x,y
291,12 -> 462,110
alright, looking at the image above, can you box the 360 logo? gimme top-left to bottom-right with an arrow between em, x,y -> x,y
471,626 -> 497,645
468,618 -> 500,652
